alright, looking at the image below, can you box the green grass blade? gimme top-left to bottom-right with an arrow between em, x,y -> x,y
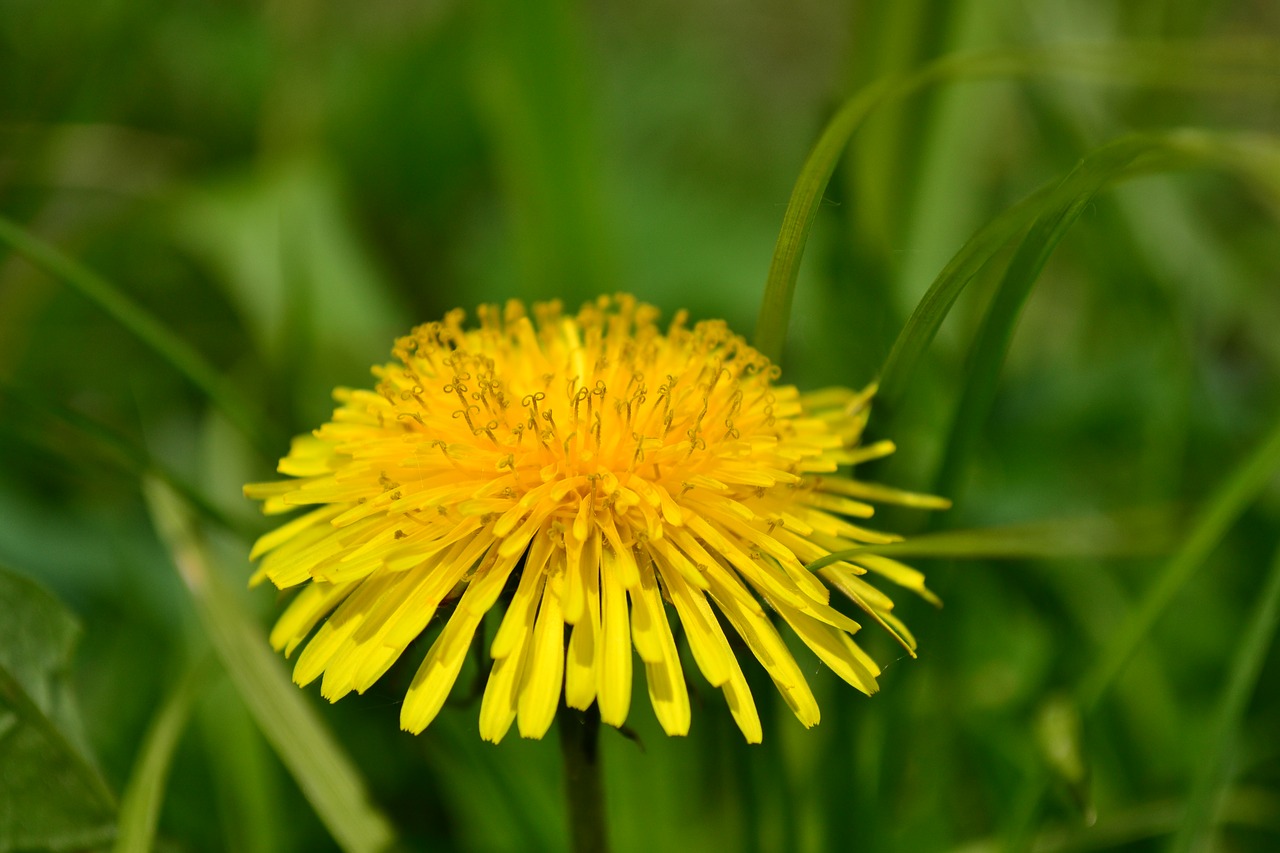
111,660 -> 211,853
1169,543 -> 1280,853
1077,409 -> 1280,711
880,134 -> 1185,405
880,130 -> 1280,408
929,171 -> 1119,500
931,130 -> 1280,498
753,77 -> 894,363
804,507 -> 1179,572
0,215 -> 277,455
753,40 -> 1280,365
143,479 -> 396,853
1004,409 -> 1280,850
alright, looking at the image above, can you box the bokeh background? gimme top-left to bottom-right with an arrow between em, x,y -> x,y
2,1 -> 1280,851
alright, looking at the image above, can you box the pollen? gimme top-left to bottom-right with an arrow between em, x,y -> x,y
244,294 -> 949,743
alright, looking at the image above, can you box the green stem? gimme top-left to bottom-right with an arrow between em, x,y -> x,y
558,707 -> 609,853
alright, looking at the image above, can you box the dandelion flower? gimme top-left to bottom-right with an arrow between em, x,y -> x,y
245,295 -> 948,743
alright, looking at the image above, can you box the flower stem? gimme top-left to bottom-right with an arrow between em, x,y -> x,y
558,706 -> 609,853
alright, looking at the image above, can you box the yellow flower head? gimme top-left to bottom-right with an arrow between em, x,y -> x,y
245,294 -> 947,743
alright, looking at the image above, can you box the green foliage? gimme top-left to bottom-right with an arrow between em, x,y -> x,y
144,481 -> 396,853
3,1 -> 1280,852
0,567 -> 115,852
112,661 -> 209,853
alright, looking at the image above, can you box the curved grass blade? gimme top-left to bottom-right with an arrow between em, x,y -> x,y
0,215 -> 277,455
927,131 -> 1280,497
1077,409 -> 1280,710
1005,407 -> 1280,850
753,40 -> 1280,364
1169,542 -> 1280,853
876,130 -> 1274,405
111,659 -> 212,853
143,479 -> 396,853
804,507 -> 1180,573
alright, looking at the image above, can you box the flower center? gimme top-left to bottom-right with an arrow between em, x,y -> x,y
367,296 -> 799,540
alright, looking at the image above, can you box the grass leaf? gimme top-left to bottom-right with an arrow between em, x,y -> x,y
111,660 -> 211,853
754,40 -> 1280,365
143,480 -> 397,853
927,131 -> 1280,495
1169,543 -> 1280,852
1077,409 -> 1280,710
0,215 -> 278,455
1005,408 -> 1280,849
877,130 -> 1280,405
804,506 -> 1180,572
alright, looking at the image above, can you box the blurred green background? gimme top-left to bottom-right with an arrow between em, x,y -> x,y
2,1 -> 1280,851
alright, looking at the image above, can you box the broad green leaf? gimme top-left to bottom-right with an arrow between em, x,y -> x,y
112,660 -> 210,853
753,40 -> 1280,364
0,566 -> 115,853
143,480 -> 397,853
0,216 -> 277,455
1169,543 -> 1280,853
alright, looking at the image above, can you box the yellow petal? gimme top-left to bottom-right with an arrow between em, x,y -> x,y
854,554 -> 941,605
680,517 -> 811,610
292,574 -> 395,688
491,533 -> 553,659
656,555 -> 730,688
819,565 -> 916,656
772,599 -> 879,695
634,557 -> 690,736
399,551 -> 523,735
705,565 -> 820,728
269,580 -> 357,657
565,529 -> 602,710
819,478 -> 951,510
250,506 -> 344,561
647,536 -> 709,590
562,525 -> 586,625
720,651 -> 762,744
517,571 -> 566,739
598,542 -> 632,727
598,515 -> 640,588
479,575 -> 544,743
